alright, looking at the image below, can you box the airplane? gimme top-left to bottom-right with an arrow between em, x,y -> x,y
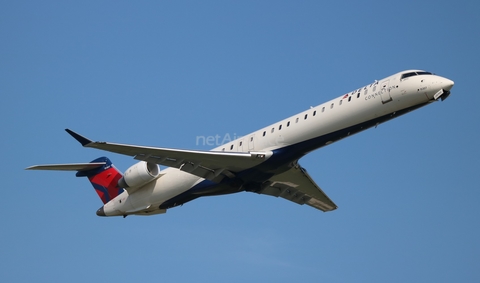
26,70 -> 454,217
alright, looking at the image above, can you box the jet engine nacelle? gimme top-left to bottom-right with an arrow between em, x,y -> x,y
118,161 -> 160,189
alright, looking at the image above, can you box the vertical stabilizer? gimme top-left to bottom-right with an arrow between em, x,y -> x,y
76,157 -> 124,204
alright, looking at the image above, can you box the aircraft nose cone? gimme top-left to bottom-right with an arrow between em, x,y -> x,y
96,206 -> 106,216
444,78 -> 454,91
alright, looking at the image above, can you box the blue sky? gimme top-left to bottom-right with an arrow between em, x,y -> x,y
1,1 -> 479,282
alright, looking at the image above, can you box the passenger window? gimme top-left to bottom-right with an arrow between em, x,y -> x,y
330,103 -> 334,109
296,117 -> 299,123
339,100 -> 343,105
271,128 -> 274,133
279,125 -> 282,130
263,131 -> 266,137
357,93 -> 360,98
304,114 -> 308,120
230,144 -> 233,150
239,141 -> 242,146
313,110 -> 316,116
348,96 -> 352,102
250,137 -> 253,141
287,121 -> 290,127
322,107 -> 325,112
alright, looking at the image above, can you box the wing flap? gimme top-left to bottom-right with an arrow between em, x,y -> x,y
258,163 -> 337,212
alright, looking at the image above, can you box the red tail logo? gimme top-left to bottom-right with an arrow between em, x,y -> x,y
76,157 -> 124,204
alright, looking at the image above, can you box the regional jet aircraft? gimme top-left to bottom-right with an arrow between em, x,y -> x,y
27,70 -> 454,217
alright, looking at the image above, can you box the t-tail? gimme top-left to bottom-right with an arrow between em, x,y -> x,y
76,157 -> 124,204
26,156 -> 124,205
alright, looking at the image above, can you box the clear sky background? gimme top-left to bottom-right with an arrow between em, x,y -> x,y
1,1 -> 479,282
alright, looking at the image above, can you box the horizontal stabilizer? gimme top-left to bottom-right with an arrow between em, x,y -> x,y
26,162 -> 106,171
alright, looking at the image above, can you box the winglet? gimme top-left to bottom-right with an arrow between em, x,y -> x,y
65,129 -> 93,146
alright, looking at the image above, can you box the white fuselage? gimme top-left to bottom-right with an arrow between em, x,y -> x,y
104,70 -> 454,216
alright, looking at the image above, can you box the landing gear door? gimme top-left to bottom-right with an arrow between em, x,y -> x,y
380,79 -> 392,104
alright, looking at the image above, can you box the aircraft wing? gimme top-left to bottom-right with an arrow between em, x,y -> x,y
65,129 -> 272,182
257,163 -> 337,212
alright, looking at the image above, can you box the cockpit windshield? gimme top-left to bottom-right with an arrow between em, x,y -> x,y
401,71 -> 433,80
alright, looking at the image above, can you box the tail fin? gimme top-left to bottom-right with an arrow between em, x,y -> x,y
76,157 -> 124,204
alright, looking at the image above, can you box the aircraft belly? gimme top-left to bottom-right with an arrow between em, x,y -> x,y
110,168 -> 202,214
154,169 -> 201,198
